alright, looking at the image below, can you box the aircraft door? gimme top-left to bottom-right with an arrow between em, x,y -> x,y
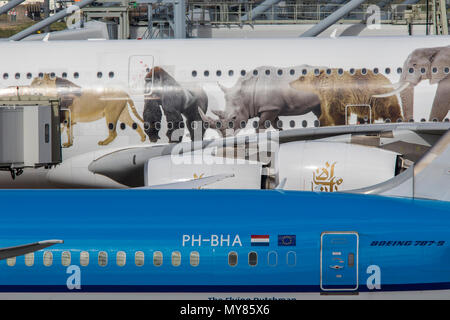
128,55 -> 154,95
320,232 -> 359,292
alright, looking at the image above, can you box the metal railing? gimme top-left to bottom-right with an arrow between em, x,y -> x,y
186,2 -> 448,25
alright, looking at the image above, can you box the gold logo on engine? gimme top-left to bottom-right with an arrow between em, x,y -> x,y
193,173 -> 205,179
311,161 -> 343,192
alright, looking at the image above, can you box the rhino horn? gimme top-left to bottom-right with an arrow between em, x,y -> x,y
198,107 -> 218,129
212,109 -> 227,119
217,82 -> 230,94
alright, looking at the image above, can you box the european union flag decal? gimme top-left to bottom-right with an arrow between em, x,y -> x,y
278,235 -> 296,246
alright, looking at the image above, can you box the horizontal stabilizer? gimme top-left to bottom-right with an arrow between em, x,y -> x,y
143,173 -> 234,189
0,240 -> 64,260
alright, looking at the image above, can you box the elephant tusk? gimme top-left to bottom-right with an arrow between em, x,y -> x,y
372,82 -> 411,98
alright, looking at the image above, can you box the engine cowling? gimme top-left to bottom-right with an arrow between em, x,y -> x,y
277,141 -> 401,192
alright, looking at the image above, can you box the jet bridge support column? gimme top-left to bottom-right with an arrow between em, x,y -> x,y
300,0 -> 367,37
0,0 -> 26,15
9,0 -> 97,41
241,0 -> 282,22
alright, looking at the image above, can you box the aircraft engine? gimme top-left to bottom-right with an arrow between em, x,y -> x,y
277,141 -> 403,192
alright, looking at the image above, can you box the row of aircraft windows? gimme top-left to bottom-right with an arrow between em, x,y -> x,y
3,66 -> 450,81
191,66 -> 450,78
5,251 -> 296,268
1,72 -> 116,80
136,117 -> 450,133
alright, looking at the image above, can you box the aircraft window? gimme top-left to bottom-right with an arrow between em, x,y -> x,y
361,68 -> 367,75
253,70 -> 258,76
62,72 -> 67,78
43,251 -> 53,267
248,252 -> 257,266
252,120 -> 258,129
108,123 -> 114,130
264,120 -> 271,128
167,121 -> 173,130
120,123 -> 126,130
240,120 -> 246,129
349,68 -> 355,75
287,251 -> 296,267
373,68 -> 379,74
302,69 -> 307,75
80,251 -> 89,267
277,69 -> 283,76
26,73 -> 32,79
302,120 -> 307,128
204,70 -> 209,77
109,71 -> 114,78
289,69 -> 295,76
445,67 -> 449,74
3,73 -> 8,80
326,69 -> 332,75
97,72 -> 103,79
172,251 -> 181,267
153,251 -> 163,267
408,67 -> 414,74
228,252 -> 238,267
15,73 -> 20,79
421,67 -> 426,74
215,120 -> 222,129
385,68 -> 391,74
73,72 -> 79,79
444,118 -> 449,122
265,69 -> 270,76
155,122 -> 161,130
338,68 -> 343,75
25,253 -> 34,267
228,70 -> 234,77
216,70 -> 222,77
397,67 -> 402,74
385,118 -> 391,123
190,251 -> 200,267
98,251 -> 108,267
50,72 -> 55,79
314,69 -> 320,76
6,257 -> 15,267
190,121 -> 198,130
240,70 -> 246,76
432,67 -> 438,74
61,251 -> 71,266
116,251 -> 126,267
421,118 -> 426,122
276,120 -> 283,129
348,253 -> 355,267
38,72 -> 44,79
267,251 -> 277,267
135,251 -> 144,267
314,120 -> 320,127
192,71 -> 197,77
289,120 -> 295,128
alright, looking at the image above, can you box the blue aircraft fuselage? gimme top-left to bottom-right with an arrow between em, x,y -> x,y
0,189 -> 449,294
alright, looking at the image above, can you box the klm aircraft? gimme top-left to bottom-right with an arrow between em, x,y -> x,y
0,131 -> 448,299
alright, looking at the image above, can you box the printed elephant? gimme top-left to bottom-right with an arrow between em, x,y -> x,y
375,46 -> 450,121
199,66 -> 321,136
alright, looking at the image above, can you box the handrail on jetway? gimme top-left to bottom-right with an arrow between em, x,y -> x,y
9,0 -> 98,41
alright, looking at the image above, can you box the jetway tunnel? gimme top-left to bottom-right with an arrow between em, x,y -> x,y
0,96 -> 62,179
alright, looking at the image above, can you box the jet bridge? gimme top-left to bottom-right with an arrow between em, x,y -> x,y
0,96 -> 62,179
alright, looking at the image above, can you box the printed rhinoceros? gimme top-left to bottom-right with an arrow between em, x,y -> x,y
199,65 -> 321,135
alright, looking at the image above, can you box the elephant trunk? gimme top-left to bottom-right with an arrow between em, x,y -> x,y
400,85 -> 415,121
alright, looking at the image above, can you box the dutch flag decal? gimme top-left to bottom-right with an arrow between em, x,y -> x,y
251,235 -> 270,246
